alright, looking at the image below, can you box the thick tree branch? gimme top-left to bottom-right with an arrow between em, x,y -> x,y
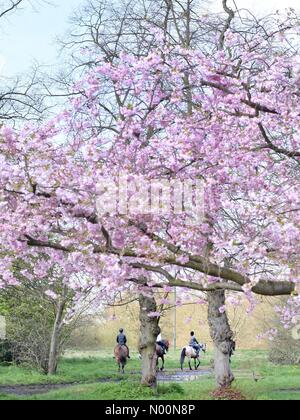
131,262 -> 243,293
23,235 -> 72,252
23,232 -> 295,297
199,80 -> 279,115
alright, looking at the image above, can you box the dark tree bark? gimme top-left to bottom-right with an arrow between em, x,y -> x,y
138,293 -> 160,388
208,290 -> 235,388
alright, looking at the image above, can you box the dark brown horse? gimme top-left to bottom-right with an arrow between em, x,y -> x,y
156,339 -> 170,371
114,345 -> 129,373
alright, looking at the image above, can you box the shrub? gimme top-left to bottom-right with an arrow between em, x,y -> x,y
0,340 -> 13,364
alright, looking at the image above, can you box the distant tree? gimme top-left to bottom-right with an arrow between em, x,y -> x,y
0,256 -> 101,374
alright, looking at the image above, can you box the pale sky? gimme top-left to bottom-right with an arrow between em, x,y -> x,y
0,0 -> 299,77
0,0 -> 82,77
211,0 -> 300,13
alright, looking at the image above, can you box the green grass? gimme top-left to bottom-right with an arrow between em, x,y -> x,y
0,350 -> 299,400
0,356 -> 138,386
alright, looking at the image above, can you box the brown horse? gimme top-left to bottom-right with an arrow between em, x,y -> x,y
156,339 -> 170,371
114,345 -> 129,373
180,343 -> 207,370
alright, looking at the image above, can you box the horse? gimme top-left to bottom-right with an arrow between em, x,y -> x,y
114,345 -> 129,374
180,343 -> 207,371
156,339 -> 170,371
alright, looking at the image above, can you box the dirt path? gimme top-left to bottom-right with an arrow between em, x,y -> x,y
276,388 -> 300,392
158,368 -> 212,382
0,368 -> 212,396
0,377 -> 123,397
0,383 -> 77,397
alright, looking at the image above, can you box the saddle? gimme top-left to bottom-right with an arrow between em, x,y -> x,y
114,344 -> 129,356
186,345 -> 200,357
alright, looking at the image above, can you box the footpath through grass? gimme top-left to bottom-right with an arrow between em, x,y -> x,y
0,350 -> 299,400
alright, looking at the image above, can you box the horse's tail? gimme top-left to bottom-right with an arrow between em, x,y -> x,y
180,348 -> 186,370
119,354 -> 127,365
115,346 -> 128,365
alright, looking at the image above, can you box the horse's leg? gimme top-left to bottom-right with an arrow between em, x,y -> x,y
197,357 -> 201,369
181,355 -> 184,371
118,362 -> 121,373
188,359 -> 192,371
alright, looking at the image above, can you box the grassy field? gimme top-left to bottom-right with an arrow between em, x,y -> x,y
0,350 -> 299,400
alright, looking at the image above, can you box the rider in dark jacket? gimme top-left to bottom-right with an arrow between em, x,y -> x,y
156,333 -> 167,354
117,328 -> 130,358
189,331 -> 201,356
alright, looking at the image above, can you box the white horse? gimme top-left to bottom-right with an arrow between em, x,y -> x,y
180,344 -> 207,370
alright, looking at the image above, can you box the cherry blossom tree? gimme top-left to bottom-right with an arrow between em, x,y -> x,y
0,2 -> 300,387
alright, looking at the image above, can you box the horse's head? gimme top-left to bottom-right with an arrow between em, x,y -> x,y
200,343 -> 207,353
162,339 -> 170,352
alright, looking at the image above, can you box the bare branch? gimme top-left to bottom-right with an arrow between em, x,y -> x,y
258,123 -> 300,158
219,0 -> 235,50
0,0 -> 24,20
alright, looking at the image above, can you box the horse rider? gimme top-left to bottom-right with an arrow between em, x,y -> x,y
117,328 -> 130,358
189,331 -> 202,356
156,332 -> 168,355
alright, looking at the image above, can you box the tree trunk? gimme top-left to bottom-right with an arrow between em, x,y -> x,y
138,293 -> 160,388
48,298 -> 65,375
208,290 -> 235,388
